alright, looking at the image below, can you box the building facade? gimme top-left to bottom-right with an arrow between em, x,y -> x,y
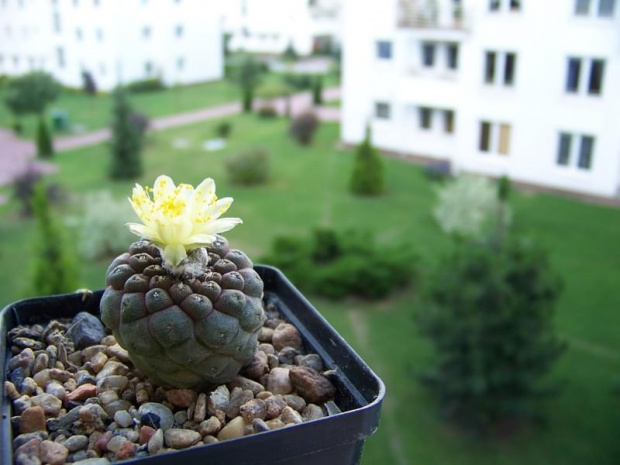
224,0 -> 342,56
0,0 -> 224,91
341,0 -> 620,198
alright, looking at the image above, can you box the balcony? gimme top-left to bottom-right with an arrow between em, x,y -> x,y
397,0 -> 468,31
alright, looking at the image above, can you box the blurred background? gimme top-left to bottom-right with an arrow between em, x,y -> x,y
1,0 -> 619,463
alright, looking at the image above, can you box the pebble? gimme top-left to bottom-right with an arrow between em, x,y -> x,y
165,388 -> 197,408
90,352 -> 108,373
102,400 -> 132,417
96,375 -> 128,393
239,399 -> 266,422
76,371 -> 96,387
147,429 -> 164,455
258,327 -> 274,342
79,404 -> 108,428
64,434 -> 89,452
281,406 -> 303,425
164,428 -> 202,449
20,406 -> 46,433
284,395 -> 306,412
81,345 -> 107,361
289,366 -> 336,404
278,347 -> 301,365
45,381 -> 65,400
66,312 -> 106,350
193,393 -> 207,422
13,431 -> 48,450
217,416 -> 245,441
14,438 -> 41,465
267,367 -> 293,395
74,459 -> 111,465
66,384 -> 96,402
139,403 -> 174,431
298,354 -> 324,372
198,416 -> 221,436
138,425 -> 156,445
272,323 -> 303,351
33,352 -> 49,375
95,361 -> 128,382
10,348 -> 36,375
116,441 -> 137,460
267,354 -> 279,370
14,396 -> 33,414
114,410 -> 134,428
266,418 -> 286,430
105,435 -> 128,453
242,351 -> 269,379
101,335 -> 117,346
31,393 -> 62,416
258,343 -> 275,355
32,369 -> 51,388
203,435 -> 219,445
208,385 -> 230,415
252,418 -> 270,433
264,395 -> 287,419
226,388 -> 254,418
39,439 -> 69,465
173,410 -> 188,424
97,390 -> 118,406
5,380 -> 20,400
106,344 -> 130,363
302,404 -> 325,421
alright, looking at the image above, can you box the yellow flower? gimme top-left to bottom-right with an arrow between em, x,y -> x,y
126,175 -> 242,267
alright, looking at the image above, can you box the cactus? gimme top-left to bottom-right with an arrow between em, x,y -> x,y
99,176 -> 265,389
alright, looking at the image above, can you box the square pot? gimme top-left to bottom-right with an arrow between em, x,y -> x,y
1,265 -> 385,465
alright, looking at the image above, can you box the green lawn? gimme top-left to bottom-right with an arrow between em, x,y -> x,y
1,116 -> 619,464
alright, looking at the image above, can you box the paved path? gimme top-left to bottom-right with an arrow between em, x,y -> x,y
0,87 -> 341,188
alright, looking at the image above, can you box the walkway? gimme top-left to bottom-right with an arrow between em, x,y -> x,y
0,87 -> 341,187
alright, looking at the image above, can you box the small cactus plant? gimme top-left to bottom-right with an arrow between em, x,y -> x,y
100,176 -> 265,389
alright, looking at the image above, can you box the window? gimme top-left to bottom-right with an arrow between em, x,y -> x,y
588,59 -> 605,95
57,46 -> 64,68
53,13 -> 61,33
489,0 -> 500,11
93,0 -> 100,6
484,51 -> 496,83
557,133 -> 572,165
575,0 -> 590,14
444,110 -> 454,133
447,44 -> 458,70
504,53 -> 516,85
175,25 -> 184,37
376,41 -> 392,60
177,57 -> 185,70
76,28 -> 83,40
422,43 -> 435,67
419,107 -> 432,129
598,0 -> 616,16
509,0 -> 521,10
96,28 -> 103,41
566,58 -> 581,92
498,124 -> 511,155
144,61 -> 153,74
143,26 -> 151,38
578,136 -> 594,169
73,0 -> 79,6
375,102 -> 390,119
479,122 -> 491,152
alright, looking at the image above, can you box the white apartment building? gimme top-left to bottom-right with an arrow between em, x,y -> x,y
342,0 -> 620,198
0,0 -> 223,91
225,0 -> 341,56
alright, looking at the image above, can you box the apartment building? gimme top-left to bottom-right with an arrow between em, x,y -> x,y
224,0 -> 342,56
0,0 -> 224,91
342,0 -> 620,198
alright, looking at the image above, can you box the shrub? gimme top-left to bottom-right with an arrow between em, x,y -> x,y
4,71 -> 61,116
312,75 -> 323,105
289,111 -> 319,146
31,182 -> 78,296
109,86 -> 144,180
283,73 -> 313,90
76,191 -> 136,260
282,42 -> 299,63
424,161 -> 451,182
225,147 -> 270,186
215,121 -> 232,139
125,77 -> 165,93
349,126 -> 384,196
417,236 -> 565,433
36,116 -> 53,159
261,228 -> 416,300
434,174 -> 511,239
129,111 -> 150,135
81,71 -> 97,95
229,54 -> 264,113
13,166 -> 64,216
257,105 -> 278,119
11,119 -> 23,135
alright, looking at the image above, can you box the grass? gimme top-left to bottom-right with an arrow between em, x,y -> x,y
1,116 -> 619,464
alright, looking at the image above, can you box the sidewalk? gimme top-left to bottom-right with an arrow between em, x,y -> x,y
0,87 -> 341,188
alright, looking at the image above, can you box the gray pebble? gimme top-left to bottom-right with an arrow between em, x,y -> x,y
226,388 -> 254,419
103,400 -> 132,417
66,312 -> 106,350
302,404 -> 325,421
203,435 -> 219,445
164,428 -> 202,449
281,406 -> 303,424
266,368 -> 292,395
64,434 -> 89,452
12,431 -> 49,450
114,410 -> 134,428
139,403 -> 174,431
73,458 -> 111,465
207,385 -> 230,415
229,376 -> 264,396
147,429 -> 164,455
298,354 -> 324,372
278,347 -> 300,365
173,410 -> 188,425
198,416 -> 221,436
284,395 -> 306,412
252,418 -> 270,433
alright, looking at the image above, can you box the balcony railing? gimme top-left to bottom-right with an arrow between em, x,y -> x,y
397,0 -> 467,30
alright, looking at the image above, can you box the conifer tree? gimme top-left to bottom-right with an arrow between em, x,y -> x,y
349,126 -> 384,196
36,116 -> 54,159
109,86 -> 143,179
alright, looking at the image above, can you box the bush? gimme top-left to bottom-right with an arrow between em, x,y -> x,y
109,86 -> 144,180
76,191 -> 136,260
215,121 -> 232,139
129,112 -> 150,135
31,182 -> 78,296
125,77 -> 165,93
417,236 -> 565,433
424,161 -> 451,182
349,126 -> 384,196
13,166 -> 64,217
11,119 -> 23,135
289,111 -> 319,146
434,174 -> 512,239
312,75 -> 323,105
283,73 -> 313,90
81,71 -> 97,96
261,228 -> 416,300
36,116 -> 53,159
225,147 -> 270,186
257,105 -> 278,119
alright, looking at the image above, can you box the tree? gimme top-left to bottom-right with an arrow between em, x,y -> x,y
312,75 -> 323,105
282,42 -> 298,63
4,71 -> 61,117
31,182 -> 78,296
349,126 -> 384,196
81,70 -> 97,96
417,180 -> 566,434
36,115 -> 54,159
230,54 -> 264,113
109,86 -> 143,180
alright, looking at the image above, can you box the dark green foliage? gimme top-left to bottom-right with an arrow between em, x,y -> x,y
13,166 -> 64,217
282,42 -> 299,62
289,111 -> 320,146
262,229 -> 416,300
283,73 -> 313,90
11,119 -> 23,135
31,182 -> 78,296
125,77 -> 165,93
225,147 -> 270,186
349,126 -> 384,196
109,86 -> 143,180
215,121 -> 232,139
257,105 -> 278,119
417,236 -> 565,433
36,116 -> 53,159
81,71 -> 97,95
129,112 -> 150,135
424,161 -> 451,182
313,75 -> 323,105
4,71 -> 61,116
230,55 -> 264,113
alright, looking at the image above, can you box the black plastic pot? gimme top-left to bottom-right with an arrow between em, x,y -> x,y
1,265 -> 385,465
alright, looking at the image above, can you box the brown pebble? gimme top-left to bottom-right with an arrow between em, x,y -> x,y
65,384 -> 97,402
241,351 -> 269,379
39,439 -> 69,465
31,393 -> 62,416
14,438 -> 41,465
139,425 -> 157,445
5,381 -> 20,400
100,335 -> 117,346
19,406 -> 46,434
165,389 -> 197,408
94,431 -> 113,451
90,352 -> 108,373
266,418 -> 286,430
266,367 -> 292,395
264,395 -> 287,420
116,441 -> 137,460
302,404 -> 325,421
198,416 -> 222,436
281,406 -> 303,425
239,399 -> 266,422
289,366 -> 336,404
272,323 -> 303,351
107,344 -> 130,363
258,327 -> 274,342
193,393 -> 207,422
203,435 -> 219,445
164,428 -> 202,449
217,416 -> 246,441
256,391 -> 272,401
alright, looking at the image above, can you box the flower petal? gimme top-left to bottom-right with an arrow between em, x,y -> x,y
153,175 -> 176,203
186,233 -> 217,245
126,223 -> 161,242
198,217 -> 243,235
162,243 -> 187,267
